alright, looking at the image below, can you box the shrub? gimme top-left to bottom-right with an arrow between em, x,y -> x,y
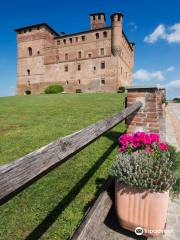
173,97 -> 180,103
44,84 -> 64,94
110,132 -> 179,193
76,89 -> 82,93
117,86 -> 125,93
110,151 -> 176,192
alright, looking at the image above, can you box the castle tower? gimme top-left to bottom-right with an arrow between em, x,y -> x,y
15,24 -> 58,95
89,13 -> 106,30
111,13 -> 123,56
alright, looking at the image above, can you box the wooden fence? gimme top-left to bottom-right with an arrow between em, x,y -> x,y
0,101 -> 142,205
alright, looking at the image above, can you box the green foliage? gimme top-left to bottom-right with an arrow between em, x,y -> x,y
162,97 -> 168,106
0,93 -> 126,239
117,86 -> 125,93
110,151 -> 176,192
44,84 -> 64,94
173,97 -> 180,103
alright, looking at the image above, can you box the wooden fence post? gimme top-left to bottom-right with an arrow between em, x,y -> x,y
126,86 -> 166,140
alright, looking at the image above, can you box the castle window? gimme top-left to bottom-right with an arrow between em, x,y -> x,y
93,15 -> 95,20
18,30 -> 22,34
77,64 -> 81,71
57,40 -> 60,45
69,38 -> 73,43
28,47 -> 32,56
63,39 -> 66,44
37,26 -> 40,30
66,80 -> 69,85
78,79 -> 81,84
101,61 -> 105,69
100,48 -> 104,56
65,65 -> 68,72
27,69 -> 30,76
78,51 -> 82,59
81,35 -> 85,41
98,15 -> 101,20
96,33 -> 99,39
75,37 -> 78,42
94,66 -> 96,70
29,28 -> 32,32
37,51 -> 40,55
88,53 -> 92,58
103,31 -> 107,38
121,67 -> 123,75
101,79 -> 105,85
24,29 -> 27,33
65,53 -> 68,60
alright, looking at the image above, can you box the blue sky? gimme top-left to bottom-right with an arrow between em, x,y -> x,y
0,0 -> 180,98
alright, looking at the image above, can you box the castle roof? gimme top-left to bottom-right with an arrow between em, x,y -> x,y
14,23 -> 59,36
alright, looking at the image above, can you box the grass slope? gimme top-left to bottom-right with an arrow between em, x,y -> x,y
0,93 -> 126,240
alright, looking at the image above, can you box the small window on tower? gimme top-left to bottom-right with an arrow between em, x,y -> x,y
29,28 -> 32,32
28,47 -> 32,56
69,38 -> 73,43
57,40 -> 60,45
27,69 -> 30,76
88,53 -> 92,58
103,31 -> 107,38
66,80 -> 69,85
98,15 -> 101,20
101,61 -> 105,69
78,79 -> 81,84
93,15 -> 95,20
63,39 -> 66,44
81,35 -> 85,41
65,65 -> 68,72
96,33 -> 99,39
37,51 -> 40,55
75,37 -> 78,42
77,64 -> 81,71
78,51 -> 82,59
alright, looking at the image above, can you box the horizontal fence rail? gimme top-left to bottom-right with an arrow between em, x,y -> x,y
0,101 -> 142,205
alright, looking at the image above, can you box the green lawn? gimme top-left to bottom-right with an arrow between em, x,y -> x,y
0,93 -> 126,240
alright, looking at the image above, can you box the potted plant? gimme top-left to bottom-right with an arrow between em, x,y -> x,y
110,131 -> 178,237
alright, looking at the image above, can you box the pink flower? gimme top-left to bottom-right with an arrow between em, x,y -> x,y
149,133 -> 160,143
158,142 -> 168,151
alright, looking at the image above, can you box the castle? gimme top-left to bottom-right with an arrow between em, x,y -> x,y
15,12 -> 134,95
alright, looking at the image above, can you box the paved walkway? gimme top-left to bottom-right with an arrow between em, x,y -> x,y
166,103 -> 180,150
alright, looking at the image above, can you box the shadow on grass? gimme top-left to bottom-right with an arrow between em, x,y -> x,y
26,131 -> 122,240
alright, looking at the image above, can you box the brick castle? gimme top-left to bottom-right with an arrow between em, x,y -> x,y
15,12 -> 134,95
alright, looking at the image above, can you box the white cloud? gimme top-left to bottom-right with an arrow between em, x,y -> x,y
133,66 -> 175,81
127,22 -> 137,32
166,80 -> 180,90
144,23 -> 180,43
166,66 -> 175,72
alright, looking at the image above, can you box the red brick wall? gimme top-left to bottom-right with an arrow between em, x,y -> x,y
126,87 -> 166,140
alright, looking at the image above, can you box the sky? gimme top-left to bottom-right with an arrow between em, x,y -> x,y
0,0 -> 180,98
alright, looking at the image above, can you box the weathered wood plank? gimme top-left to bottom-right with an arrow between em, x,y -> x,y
0,102 -> 142,205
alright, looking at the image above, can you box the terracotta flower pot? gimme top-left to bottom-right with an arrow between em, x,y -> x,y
115,182 -> 169,237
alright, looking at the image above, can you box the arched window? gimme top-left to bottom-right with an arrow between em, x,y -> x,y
28,47 -> 32,56
96,33 -> 99,39
78,79 -> 81,84
77,64 -> 81,71
27,69 -> 30,76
